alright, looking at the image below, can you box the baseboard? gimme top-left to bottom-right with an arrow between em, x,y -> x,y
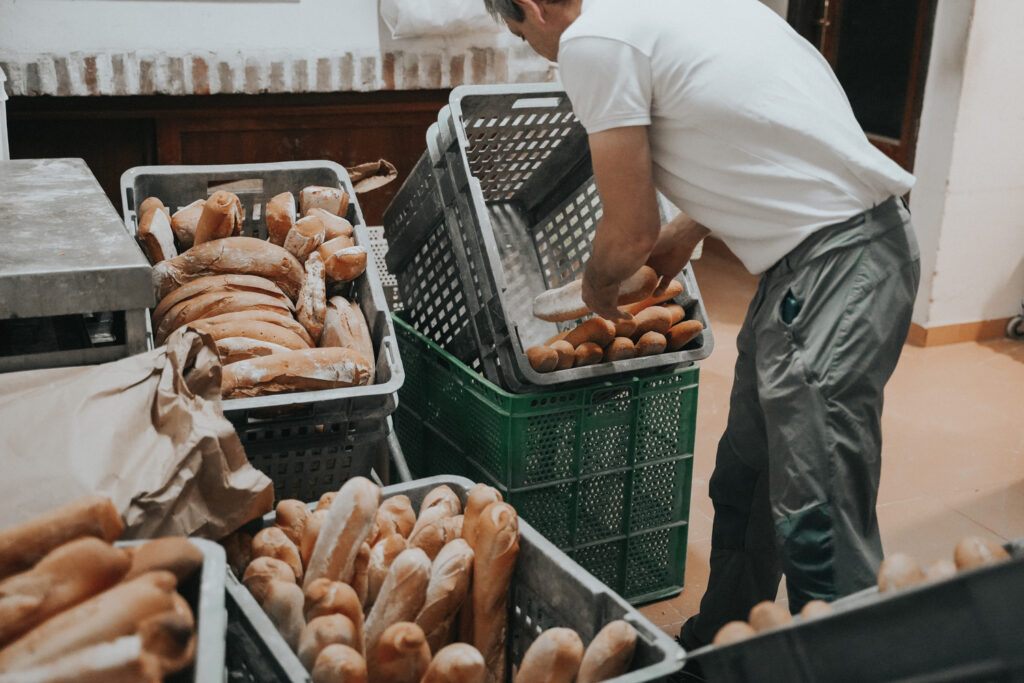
908,319 -> 1011,347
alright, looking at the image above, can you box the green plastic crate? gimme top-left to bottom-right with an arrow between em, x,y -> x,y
393,313 -> 697,603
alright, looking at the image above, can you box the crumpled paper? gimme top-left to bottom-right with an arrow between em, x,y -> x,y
0,327 -> 273,539
346,159 -> 398,194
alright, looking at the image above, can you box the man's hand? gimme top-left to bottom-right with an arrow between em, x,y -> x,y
646,214 -> 710,295
581,264 -> 633,322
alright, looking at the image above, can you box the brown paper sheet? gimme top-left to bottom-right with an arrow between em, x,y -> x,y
0,328 -> 273,539
346,159 -> 398,194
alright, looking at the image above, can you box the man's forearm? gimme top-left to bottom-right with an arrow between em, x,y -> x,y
586,213 -> 659,289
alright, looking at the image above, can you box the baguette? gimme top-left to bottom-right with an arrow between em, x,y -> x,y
319,243 -> 367,283
0,538 -> 131,647
275,499 -> 312,548
260,579 -> 306,650
351,541 -> 371,607
301,186 -> 350,218
152,236 -> 305,301
221,347 -> 373,398
193,190 -> 243,245
444,515 -> 464,540
152,274 -> 293,327
304,477 -> 381,589
297,252 -> 328,345
242,556 -> 296,605
266,191 -> 297,247
573,342 -> 603,367
666,320 -> 704,351
526,346 -> 558,372
374,622 -> 431,683
576,620 -> 638,683
301,510 -> 329,568
303,579 -> 364,650
407,506 -> 451,561
635,331 -> 667,357
364,548 -> 431,669
415,538 -> 474,653
252,526 -> 303,582
471,502 -> 519,683
0,495 -> 123,581
124,537 -> 203,584
188,309 -> 314,349
622,278 -> 684,315
663,303 -> 686,325
317,492 -> 337,512
420,486 -> 462,517
632,306 -> 673,337
307,208 -> 354,241
284,215 -> 327,263
564,318 -> 615,349
138,207 -> 177,265
208,329 -> 309,363
602,337 -> 636,362
170,199 -> 204,250
544,330 -> 570,346
312,644 -> 367,683
0,635 -> 162,683
366,534 -> 407,609
155,290 -> 294,345
613,317 -> 638,339
513,627 -> 584,683
368,495 -> 416,546
0,571 -> 178,672
299,614 -> 359,671
321,296 -> 375,383
137,593 -> 197,675
422,643 -> 487,683
549,340 -> 575,370
457,485 -> 503,645
532,266 -> 658,322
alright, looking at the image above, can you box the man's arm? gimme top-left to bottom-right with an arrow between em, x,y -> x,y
581,126 -> 661,320
646,212 -> 711,296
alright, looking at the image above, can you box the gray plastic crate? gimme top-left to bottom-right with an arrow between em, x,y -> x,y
385,84 -> 714,393
120,161 -> 404,502
687,539 -> 1024,682
225,475 -> 684,682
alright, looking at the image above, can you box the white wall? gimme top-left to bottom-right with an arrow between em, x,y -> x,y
911,0 -> 1024,327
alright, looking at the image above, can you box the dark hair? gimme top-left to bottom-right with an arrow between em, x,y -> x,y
482,0 -> 525,22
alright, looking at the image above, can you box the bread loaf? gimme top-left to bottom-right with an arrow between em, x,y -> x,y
319,242 -> 368,283
407,507 -> 451,561
137,593 -> 197,675
138,207 -> 177,265
457,484 -> 504,645
415,538 -> 474,653
544,330 -> 570,346
301,510 -> 329,568
252,526 -> 303,582
170,199 -> 204,250
297,252 -> 327,345
367,534 -> 407,609
124,537 -> 203,583
663,303 -> 685,325
364,548 -> 431,669
155,290 -> 294,345
444,515 -> 464,541
0,571 -> 178,672
152,274 -> 294,327
351,542 -> 371,606
304,477 -> 381,588
513,627 -> 584,683
307,208 -> 354,241
222,530 -> 253,578
312,644 -> 367,683
748,601 -> 792,631
632,306 -> 673,337
471,502 -> 519,683
301,186 -> 350,217
422,643 -> 487,683
526,346 -> 558,372
299,614 -> 359,671
0,635 -> 163,683
188,309 -> 314,349
577,620 -> 638,683
613,317 -> 638,339
602,337 -> 636,362
152,236 -> 305,301
368,495 -> 416,546
0,495 -> 123,581
573,342 -> 603,367
260,579 -> 306,650
373,622 -> 431,683
564,318 -> 615,349
317,492 -> 337,512
622,278 -> 684,315
0,538 -> 131,647
266,191 -> 297,247
666,320 -> 703,351
549,340 -> 575,370
221,347 -> 373,398
284,215 -> 327,263
321,296 -> 375,383
420,486 -> 462,517
532,266 -> 659,322
139,197 -> 170,223
303,579 -> 364,653
193,190 -> 243,245
635,331 -> 667,357
275,499 -> 311,548
243,556 -> 296,604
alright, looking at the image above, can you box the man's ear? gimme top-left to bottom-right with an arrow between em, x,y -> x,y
512,0 -> 548,24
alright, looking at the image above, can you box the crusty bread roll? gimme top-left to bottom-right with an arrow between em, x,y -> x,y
422,643 -> 487,683
243,556 -> 296,605
374,622 -> 431,683
260,579 -> 306,650
312,644 -> 367,683
317,492 -> 337,512
351,541 -> 371,607
321,296 -> 375,383
252,526 -> 303,582
532,266 -> 658,323
304,477 -> 381,589
275,499 -> 311,548
544,330 -> 570,346
152,274 -> 294,327
367,534 -> 407,609
444,515 -> 464,541
0,635 -> 163,683
549,340 -> 575,370
420,486 -> 462,517
613,317 -> 638,339
407,506 -> 452,561
124,537 -> 203,584
632,307 -> 673,338
923,558 -> 958,583
221,347 -> 373,398
513,627 -> 584,683
306,208 -> 354,242
564,318 -> 616,349
152,235 -> 304,301
602,337 -> 636,362
470,503 -> 519,683
301,510 -> 329,568
299,614 -> 358,671
364,548 -> 431,669
285,215 -> 327,263
193,190 -> 243,245
954,536 -> 1010,570
663,303 -> 686,325
622,278 -> 684,315
369,495 -> 416,546
415,538 -> 474,653
266,191 -> 297,247
573,342 -> 603,367
635,331 -> 667,357
137,593 -> 197,675
712,621 -> 755,646
170,199 -> 204,250
297,252 -> 327,345
577,620 -> 638,683
318,242 -> 368,283
457,484 -> 503,645
748,600 -> 793,631
800,599 -> 833,619
0,495 -> 123,581
138,207 -> 177,265
666,320 -> 703,351
300,186 -> 350,218
0,538 -> 131,647
155,290 -> 295,345
303,579 -> 364,650
139,197 -> 170,223
188,309 -> 314,349
526,346 -> 558,372
0,571 -> 178,672
222,530 -> 253,578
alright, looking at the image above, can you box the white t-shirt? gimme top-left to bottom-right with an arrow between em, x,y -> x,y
558,0 -> 916,274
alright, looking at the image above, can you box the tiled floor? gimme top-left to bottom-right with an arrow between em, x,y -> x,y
638,239 -> 1024,636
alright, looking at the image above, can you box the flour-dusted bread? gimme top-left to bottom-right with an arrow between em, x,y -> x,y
267,191 -> 297,247
577,620 -> 638,683
513,627 -> 584,683
220,346 -> 372,398
300,185 -> 349,218
321,296 -> 375,382
297,252 -> 328,345
193,190 -> 243,245
306,208 -> 354,242
154,290 -> 295,346
532,266 -> 658,322
284,215 -> 327,263
187,309 -> 314,349
304,477 -> 381,588
170,199 -> 205,249
138,206 -> 178,265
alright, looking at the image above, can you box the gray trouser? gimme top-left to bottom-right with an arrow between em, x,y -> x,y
686,196 -> 920,644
